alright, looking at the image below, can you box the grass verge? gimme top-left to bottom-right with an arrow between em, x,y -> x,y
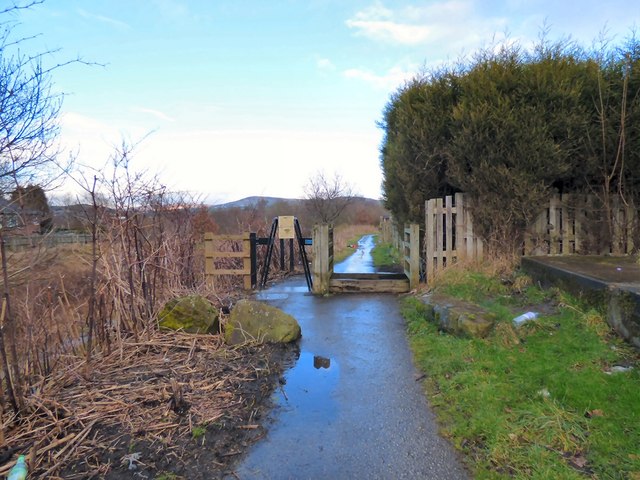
371,238 -> 401,269
403,268 -> 640,479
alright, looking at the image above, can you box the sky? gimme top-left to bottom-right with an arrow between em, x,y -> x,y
13,0 -> 640,204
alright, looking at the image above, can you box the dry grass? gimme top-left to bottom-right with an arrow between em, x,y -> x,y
426,252 -> 520,290
0,331 -> 276,478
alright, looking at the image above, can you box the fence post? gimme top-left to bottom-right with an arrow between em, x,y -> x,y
404,223 -> 419,290
241,232 -> 251,290
249,232 -> 257,289
312,224 -> 332,294
455,193 -> 465,260
425,199 -> 435,279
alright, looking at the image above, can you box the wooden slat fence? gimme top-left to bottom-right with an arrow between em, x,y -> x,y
204,232 -> 255,290
425,193 -> 483,279
3,232 -> 92,250
380,216 -> 393,244
524,194 -> 637,255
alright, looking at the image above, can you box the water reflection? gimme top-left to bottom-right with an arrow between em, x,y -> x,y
333,234 -> 376,274
276,351 -> 339,419
313,355 -> 330,369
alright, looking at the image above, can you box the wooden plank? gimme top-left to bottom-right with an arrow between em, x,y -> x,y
445,195 -> 453,265
209,268 -> 251,276
205,233 -> 247,241
205,257 -> 214,275
204,237 -> 214,256
549,195 -> 558,254
332,272 -> 407,280
312,224 -> 332,294
455,193 -> 465,260
574,195 -> 582,253
406,223 -> 420,289
436,197 -> 443,271
425,199 -> 435,279
208,251 -> 246,258
465,201 -> 474,259
242,233 -> 251,290
561,194 -> 571,254
329,278 -> 410,294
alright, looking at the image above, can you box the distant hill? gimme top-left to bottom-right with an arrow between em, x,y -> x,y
211,196 -> 300,210
211,195 -> 384,210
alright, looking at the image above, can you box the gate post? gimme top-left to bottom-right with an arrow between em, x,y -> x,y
312,224 -> 332,294
404,223 -> 420,290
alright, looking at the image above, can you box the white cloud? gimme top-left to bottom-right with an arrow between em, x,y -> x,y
346,1 -> 508,55
77,8 -> 131,29
346,19 -> 431,45
131,107 -> 176,122
343,65 -> 417,90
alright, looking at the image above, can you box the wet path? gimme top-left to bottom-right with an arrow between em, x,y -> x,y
231,240 -> 469,479
333,234 -> 376,274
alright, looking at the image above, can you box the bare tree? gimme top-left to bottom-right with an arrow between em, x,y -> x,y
0,1 -> 90,193
0,0 -> 86,413
303,170 -> 357,224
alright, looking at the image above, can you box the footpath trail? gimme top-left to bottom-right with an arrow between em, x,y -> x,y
230,236 -> 469,480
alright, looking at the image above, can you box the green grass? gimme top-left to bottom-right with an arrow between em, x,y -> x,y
403,271 -> 640,479
156,474 -> 183,480
191,424 -> 207,442
371,238 -> 402,268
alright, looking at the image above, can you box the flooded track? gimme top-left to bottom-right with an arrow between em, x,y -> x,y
230,237 -> 468,479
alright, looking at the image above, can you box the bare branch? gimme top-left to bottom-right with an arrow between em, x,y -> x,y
303,170 -> 357,224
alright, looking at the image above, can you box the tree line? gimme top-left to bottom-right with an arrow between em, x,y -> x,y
379,34 -> 640,254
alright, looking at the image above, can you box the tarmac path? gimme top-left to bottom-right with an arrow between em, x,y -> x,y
231,235 -> 469,479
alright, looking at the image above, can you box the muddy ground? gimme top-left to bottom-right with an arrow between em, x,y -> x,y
89,342 -> 297,480
6,335 -> 299,480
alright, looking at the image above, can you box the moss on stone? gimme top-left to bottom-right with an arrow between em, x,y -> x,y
158,295 -> 219,334
224,299 -> 301,345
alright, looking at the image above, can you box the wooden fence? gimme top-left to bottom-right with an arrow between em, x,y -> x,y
3,232 -> 92,250
425,193 -> 483,279
423,192 -> 638,278
204,232 -> 256,290
524,194 -> 637,255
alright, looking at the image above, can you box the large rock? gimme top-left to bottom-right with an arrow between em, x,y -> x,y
225,299 -> 301,345
421,293 -> 495,338
158,295 -> 219,334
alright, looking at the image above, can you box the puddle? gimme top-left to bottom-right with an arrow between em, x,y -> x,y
256,292 -> 289,301
275,351 -> 339,419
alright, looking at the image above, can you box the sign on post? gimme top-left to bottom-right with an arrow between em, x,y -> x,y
278,216 -> 295,239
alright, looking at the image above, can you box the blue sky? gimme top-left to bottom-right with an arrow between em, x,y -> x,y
15,0 -> 640,203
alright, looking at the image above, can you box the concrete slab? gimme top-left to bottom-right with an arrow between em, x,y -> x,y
521,255 -> 640,348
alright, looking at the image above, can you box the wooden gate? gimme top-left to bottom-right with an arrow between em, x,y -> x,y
312,223 -> 419,294
204,232 -> 256,290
